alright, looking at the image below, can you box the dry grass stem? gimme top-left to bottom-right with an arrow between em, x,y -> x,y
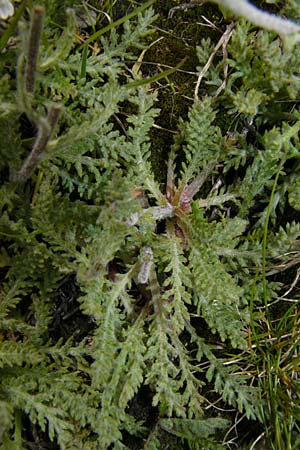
194,22 -> 235,101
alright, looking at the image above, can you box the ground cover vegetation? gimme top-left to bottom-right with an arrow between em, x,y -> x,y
1,0 -> 300,448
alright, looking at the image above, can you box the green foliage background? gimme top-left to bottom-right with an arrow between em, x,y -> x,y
1,0 -> 300,449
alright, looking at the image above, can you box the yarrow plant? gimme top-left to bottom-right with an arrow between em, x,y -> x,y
1,1 -> 300,449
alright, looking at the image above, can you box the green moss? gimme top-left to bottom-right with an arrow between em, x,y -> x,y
146,1 -> 224,182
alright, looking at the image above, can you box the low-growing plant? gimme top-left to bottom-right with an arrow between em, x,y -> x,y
1,1 -> 300,448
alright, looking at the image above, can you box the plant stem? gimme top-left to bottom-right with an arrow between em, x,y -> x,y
25,5 -> 44,94
214,0 -> 300,36
16,103 -> 62,182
